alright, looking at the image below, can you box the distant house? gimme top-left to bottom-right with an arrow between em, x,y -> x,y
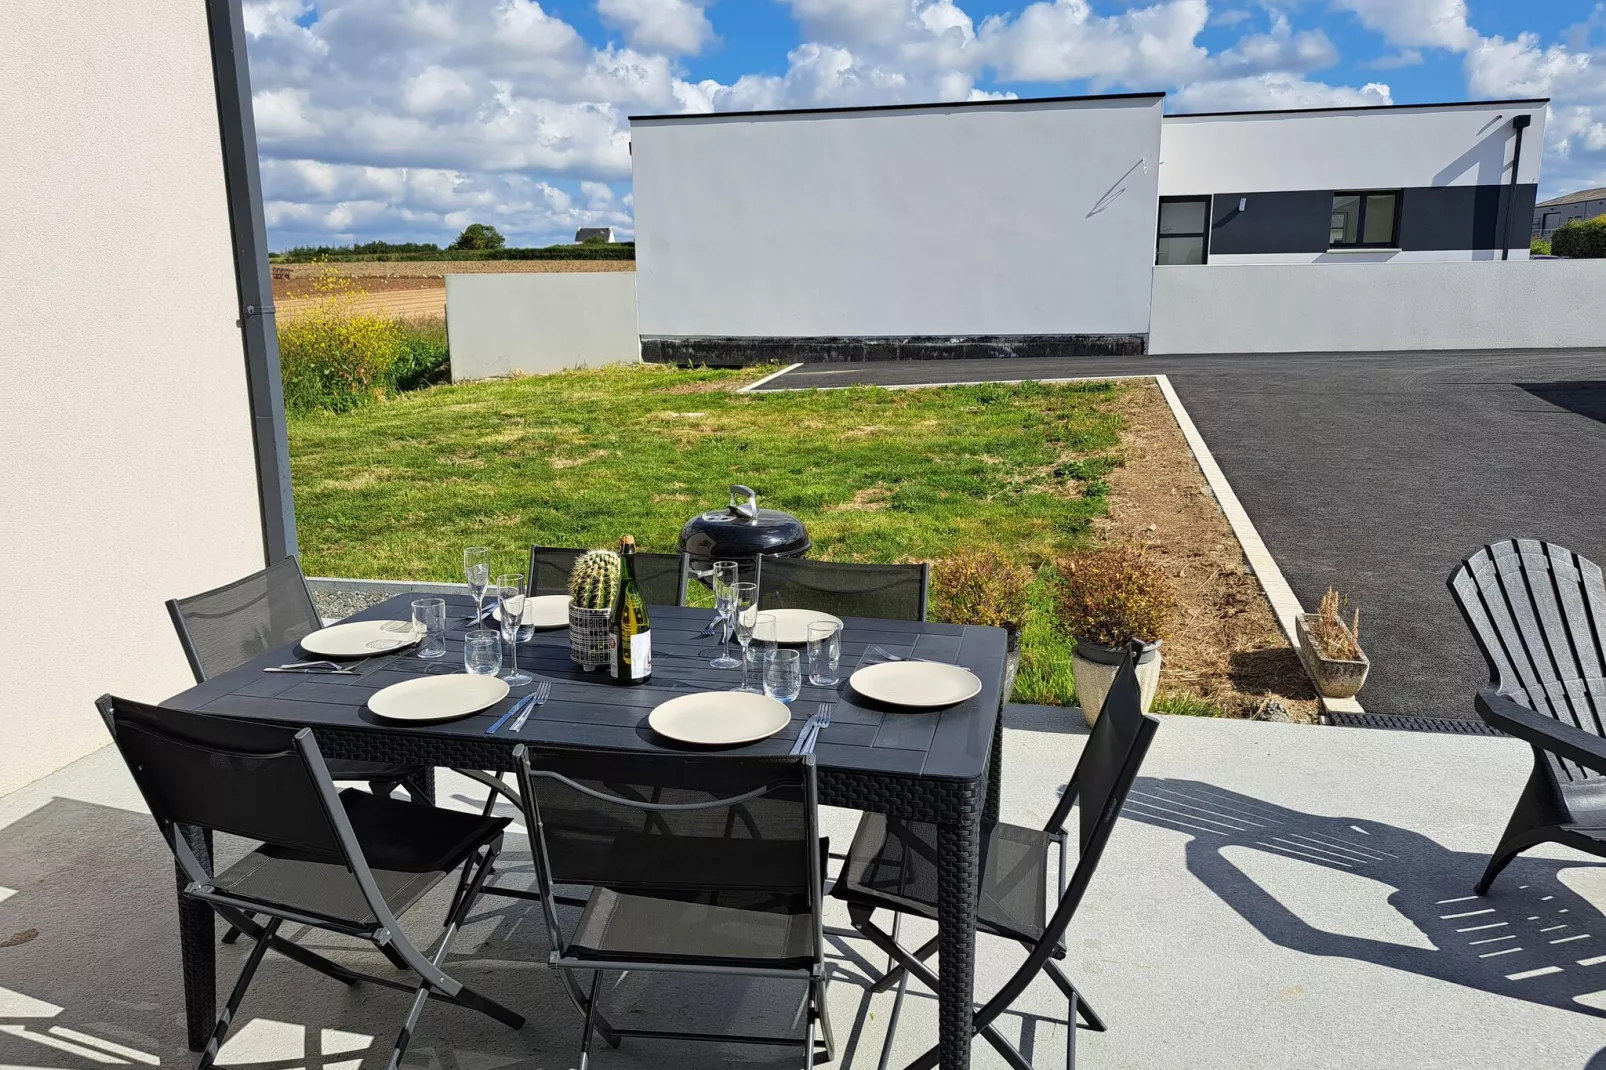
1533,187 -> 1606,240
575,226 -> 615,243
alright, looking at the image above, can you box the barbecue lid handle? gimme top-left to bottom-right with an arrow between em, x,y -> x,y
729,484 -> 759,520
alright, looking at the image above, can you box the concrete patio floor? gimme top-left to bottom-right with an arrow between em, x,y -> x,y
2,711 -> 1603,1070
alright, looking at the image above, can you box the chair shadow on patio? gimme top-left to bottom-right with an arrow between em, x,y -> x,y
1124,778 -> 1606,1019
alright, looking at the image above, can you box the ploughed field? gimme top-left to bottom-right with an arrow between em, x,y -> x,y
287,364 -> 1313,716
272,259 -> 636,320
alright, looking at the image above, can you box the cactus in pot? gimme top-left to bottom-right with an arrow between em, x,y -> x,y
568,549 -> 620,670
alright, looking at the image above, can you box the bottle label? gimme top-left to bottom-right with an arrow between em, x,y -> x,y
630,631 -> 652,679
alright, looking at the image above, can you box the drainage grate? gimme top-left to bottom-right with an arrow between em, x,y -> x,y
1324,712 -> 1505,736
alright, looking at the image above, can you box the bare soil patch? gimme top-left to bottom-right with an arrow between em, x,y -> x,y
1101,381 -> 1319,721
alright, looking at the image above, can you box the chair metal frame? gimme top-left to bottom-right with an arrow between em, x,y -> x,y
97,696 -> 523,1070
510,745 -> 834,1069
1448,538 -> 1606,894
528,544 -> 691,606
753,556 -> 931,621
837,643 -> 1159,1070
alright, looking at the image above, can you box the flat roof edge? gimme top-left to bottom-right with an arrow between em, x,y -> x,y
1166,97 -> 1551,120
628,91 -> 1167,123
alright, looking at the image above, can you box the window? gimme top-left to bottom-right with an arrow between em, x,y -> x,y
1156,196 -> 1210,265
1329,191 -> 1399,248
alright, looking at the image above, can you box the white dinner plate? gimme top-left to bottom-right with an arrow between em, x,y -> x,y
300,619 -> 420,658
368,673 -> 510,723
849,661 -> 983,708
648,692 -> 791,746
764,608 -> 844,645
491,594 -> 570,629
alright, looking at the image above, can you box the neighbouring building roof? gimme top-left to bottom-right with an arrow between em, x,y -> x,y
1537,186 -> 1606,208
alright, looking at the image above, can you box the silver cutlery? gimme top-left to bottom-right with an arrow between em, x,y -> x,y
791,701 -> 834,755
871,646 -> 939,664
485,694 -> 534,735
510,680 -> 551,733
264,663 -> 359,675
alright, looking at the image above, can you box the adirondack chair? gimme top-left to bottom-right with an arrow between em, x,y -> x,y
1447,539 -> 1606,894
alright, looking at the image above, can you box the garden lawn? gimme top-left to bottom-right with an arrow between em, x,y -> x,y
288,363 -> 1129,703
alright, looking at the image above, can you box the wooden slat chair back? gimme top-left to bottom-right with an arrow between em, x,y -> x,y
1448,538 -> 1606,893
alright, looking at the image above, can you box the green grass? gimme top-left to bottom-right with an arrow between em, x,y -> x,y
288,363 -> 1130,701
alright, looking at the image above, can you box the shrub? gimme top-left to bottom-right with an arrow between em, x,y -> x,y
929,549 -> 1032,629
1051,546 -> 1174,648
1306,586 -> 1362,660
1530,237 -> 1551,256
277,272 -> 404,414
389,321 -> 451,392
1550,214 -> 1606,259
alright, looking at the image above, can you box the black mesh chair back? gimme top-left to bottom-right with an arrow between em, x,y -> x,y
529,545 -> 690,606
755,556 -> 930,621
1449,539 -> 1606,893
97,694 -> 522,1069
511,745 -> 831,1064
167,556 -> 321,683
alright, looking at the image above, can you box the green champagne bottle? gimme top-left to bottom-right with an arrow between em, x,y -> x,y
608,535 -> 652,685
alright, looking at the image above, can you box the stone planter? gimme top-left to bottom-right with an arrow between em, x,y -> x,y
569,605 -> 611,672
1073,640 -> 1161,726
1294,614 -> 1370,699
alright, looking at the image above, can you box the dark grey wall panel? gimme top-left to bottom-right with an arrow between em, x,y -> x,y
641,335 -> 1147,366
1210,191 -> 1333,254
1208,184 -> 1540,255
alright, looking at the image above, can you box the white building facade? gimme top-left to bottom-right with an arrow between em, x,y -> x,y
630,94 -> 1549,362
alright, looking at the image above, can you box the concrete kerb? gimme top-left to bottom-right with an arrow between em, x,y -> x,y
1152,374 -> 1363,718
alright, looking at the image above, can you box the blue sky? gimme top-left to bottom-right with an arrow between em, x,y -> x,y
243,1 -> 1606,249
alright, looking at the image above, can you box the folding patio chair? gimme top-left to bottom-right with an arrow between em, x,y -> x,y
97,695 -> 524,1070
831,641 -> 1159,1070
167,556 -> 430,804
1448,538 -> 1606,893
755,556 -> 930,621
509,744 -> 833,1069
529,544 -> 690,606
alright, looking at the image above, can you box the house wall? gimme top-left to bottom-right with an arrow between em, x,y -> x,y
0,3 -> 264,794
631,96 -> 1164,362
1534,195 -> 1606,240
446,272 -> 641,379
1160,103 -> 1547,263
1149,260 -> 1606,354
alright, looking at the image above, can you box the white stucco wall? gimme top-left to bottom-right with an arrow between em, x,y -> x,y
0,3 -> 264,794
1159,102 -> 1546,195
632,96 -> 1164,339
446,273 -> 640,379
1149,260 -> 1606,355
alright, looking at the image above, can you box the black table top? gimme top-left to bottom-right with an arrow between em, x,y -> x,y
163,594 -> 1006,784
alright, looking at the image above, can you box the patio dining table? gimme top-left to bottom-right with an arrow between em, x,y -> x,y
160,593 -> 1008,1070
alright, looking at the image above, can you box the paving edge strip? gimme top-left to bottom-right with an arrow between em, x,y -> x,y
1151,375 -> 1364,721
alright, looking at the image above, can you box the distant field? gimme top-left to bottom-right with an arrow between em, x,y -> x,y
273,259 -> 636,320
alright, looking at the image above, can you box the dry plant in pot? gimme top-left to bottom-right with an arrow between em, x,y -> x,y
929,548 -> 1032,699
1295,587 -> 1369,698
1053,546 -> 1175,724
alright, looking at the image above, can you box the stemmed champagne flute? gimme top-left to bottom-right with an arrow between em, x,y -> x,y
709,561 -> 741,669
464,547 -> 491,622
726,582 -> 758,691
496,573 -> 534,686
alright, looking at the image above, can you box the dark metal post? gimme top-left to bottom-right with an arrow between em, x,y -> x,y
1502,114 -> 1531,262
205,0 -> 297,562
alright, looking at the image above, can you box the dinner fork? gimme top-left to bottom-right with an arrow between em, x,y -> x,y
792,701 -> 834,755
510,679 -> 551,734
871,646 -> 940,664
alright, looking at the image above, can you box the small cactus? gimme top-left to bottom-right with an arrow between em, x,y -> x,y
569,548 -> 620,609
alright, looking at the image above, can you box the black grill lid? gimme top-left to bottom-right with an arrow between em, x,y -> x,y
678,485 -> 810,564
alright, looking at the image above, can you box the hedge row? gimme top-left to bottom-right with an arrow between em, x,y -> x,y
271,243 -> 635,264
1549,215 -> 1606,259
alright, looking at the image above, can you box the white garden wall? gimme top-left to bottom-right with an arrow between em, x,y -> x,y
1150,260 -> 1606,355
446,273 -> 640,379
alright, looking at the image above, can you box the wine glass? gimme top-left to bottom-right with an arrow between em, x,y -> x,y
464,547 -> 491,622
741,613 -> 777,695
726,583 -> 758,692
764,648 -> 802,705
496,573 -> 533,686
709,561 -> 742,669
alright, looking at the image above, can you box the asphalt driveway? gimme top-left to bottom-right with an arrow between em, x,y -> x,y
756,350 -> 1606,719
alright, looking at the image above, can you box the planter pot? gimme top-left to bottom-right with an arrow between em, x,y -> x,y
1294,614 -> 1370,698
1073,641 -> 1161,727
569,605 -> 611,672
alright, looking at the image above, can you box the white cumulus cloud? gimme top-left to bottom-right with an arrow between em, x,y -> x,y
598,0 -> 715,56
